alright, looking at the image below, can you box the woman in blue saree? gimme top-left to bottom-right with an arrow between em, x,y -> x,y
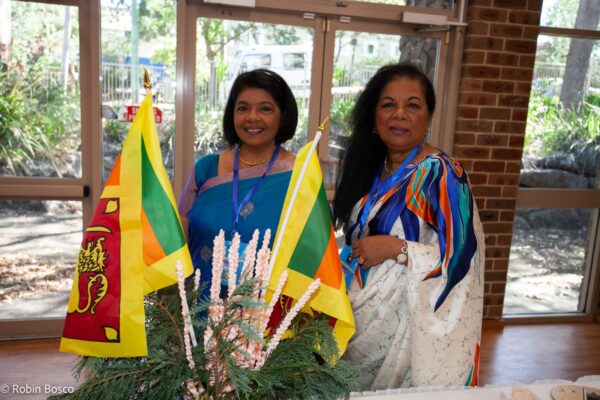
178,69 -> 297,299
333,63 -> 485,390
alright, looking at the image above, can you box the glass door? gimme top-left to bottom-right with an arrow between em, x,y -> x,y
0,0 -> 85,329
178,3 -> 449,196
192,12 -> 320,157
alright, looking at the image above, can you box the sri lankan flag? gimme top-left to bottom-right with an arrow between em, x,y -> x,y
267,139 -> 355,355
60,92 -> 193,357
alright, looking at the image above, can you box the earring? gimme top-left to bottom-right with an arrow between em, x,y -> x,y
372,128 -> 378,135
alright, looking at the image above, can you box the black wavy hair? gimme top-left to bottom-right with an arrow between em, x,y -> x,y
222,68 -> 298,146
332,62 -> 436,231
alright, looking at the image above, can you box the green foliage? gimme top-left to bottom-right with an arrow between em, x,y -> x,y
51,278 -> 359,400
0,65 -> 79,175
330,97 -> 354,136
526,83 -> 600,163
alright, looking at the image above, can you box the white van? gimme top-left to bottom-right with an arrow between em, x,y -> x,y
224,45 -> 312,95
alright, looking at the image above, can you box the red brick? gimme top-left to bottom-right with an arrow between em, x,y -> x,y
490,23 -> 523,37
505,161 -> 522,173
463,50 -> 486,64
458,107 -> 479,119
522,26 -> 539,40
455,146 -> 491,159
475,160 -> 506,172
509,135 -> 525,147
459,93 -> 498,106
479,209 -> 499,221
469,7 -> 508,22
494,0 -> 527,8
492,259 -> 509,271
492,148 -> 523,160
515,82 -> 533,95
460,79 -> 484,91
482,80 -> 515,93
481,107 -> 512,120
494,121 -> 526,133
500,210 -> 515,221
477,134 -> 508,146
484,222 -> 514,233
456,119 -> 494,133
488,173 -> 519,185
499,95 -> 530,108
466,36 -> 504,51
501,67 -> 533,81
471,0 -> 493,5
497,234 -> 513,246
486,198 -> 516,209
476,198 -> 486,209
467,22 -> 490,36
505,39 -> 537,53
469,173 -> 488,185
485,235 -> 497,246
485,270 -> 508,282
520,55 -> 535,68
508,10 -> 541,25
491,282 -> 507,293
487,246 -> 511,259
486,306 -> 504,319
512,108 -> 529,121
526,0 -> 543,12
455,133 -> 477,145
473,186 -> 503,197
502,186 -> 519,197
461,160 -> 474,171
486,52 -> 518,66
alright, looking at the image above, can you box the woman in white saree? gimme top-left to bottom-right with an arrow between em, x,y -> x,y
333,63 -> 485,390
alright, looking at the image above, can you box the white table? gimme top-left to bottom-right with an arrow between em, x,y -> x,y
351,376 -> 600,400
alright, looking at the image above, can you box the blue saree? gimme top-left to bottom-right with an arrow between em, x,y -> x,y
178,153 -> 294,299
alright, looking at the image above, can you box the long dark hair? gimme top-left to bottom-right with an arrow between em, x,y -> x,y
222,68 -> 298,146
332,63 -> 436,231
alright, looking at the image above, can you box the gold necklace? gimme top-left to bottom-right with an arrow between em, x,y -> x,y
238,147 -> 274,167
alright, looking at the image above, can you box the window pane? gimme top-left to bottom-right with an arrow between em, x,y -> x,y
541,0 -> 600,30
195,19 -> 314,156
0,2 -> 81,178
523,36 -> 600,188
504,208 -> 595,314
353,0 -> 452,9
101,0 -> 177,179
0,200 -> 81,320
326,31 -> 439,187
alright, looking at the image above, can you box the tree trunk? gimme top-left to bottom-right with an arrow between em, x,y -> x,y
559,0 -> 600,109
398,0 -> 449,81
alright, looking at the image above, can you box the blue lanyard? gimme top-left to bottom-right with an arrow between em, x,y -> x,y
347,143 -> 423,242
232,144 -> 280,235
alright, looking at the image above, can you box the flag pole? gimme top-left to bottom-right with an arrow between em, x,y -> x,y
143,69 -> 197,346
266,117 -> 329,285
143,68 -> 151,96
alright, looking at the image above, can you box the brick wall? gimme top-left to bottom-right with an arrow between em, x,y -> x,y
456,0 -> 543,319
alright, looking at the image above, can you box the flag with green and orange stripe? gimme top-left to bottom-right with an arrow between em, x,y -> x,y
60,92 -> 193,357
267,139 -> 355,355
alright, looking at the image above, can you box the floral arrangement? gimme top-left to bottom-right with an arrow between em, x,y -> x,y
53,230 -> 358,400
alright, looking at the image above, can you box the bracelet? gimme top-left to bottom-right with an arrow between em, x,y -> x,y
396,240 -> 408,265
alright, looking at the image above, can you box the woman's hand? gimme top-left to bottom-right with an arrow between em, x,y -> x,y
351,235 -> 404,269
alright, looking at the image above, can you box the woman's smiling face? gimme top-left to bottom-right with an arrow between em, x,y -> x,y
374,76 -> 431,154
233,87 -> 281,150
